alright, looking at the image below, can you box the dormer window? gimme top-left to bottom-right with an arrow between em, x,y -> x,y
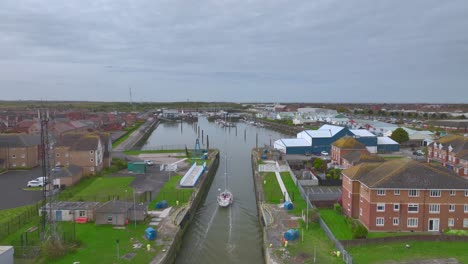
438,143 -> 443,149
448,145 -> 453,152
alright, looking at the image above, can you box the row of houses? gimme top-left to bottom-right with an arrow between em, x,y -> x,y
0,132 -> 112,177
274,124 -> 400,155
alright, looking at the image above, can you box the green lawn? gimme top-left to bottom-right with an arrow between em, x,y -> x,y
260,172 -> 283,203
49,222 -> 161,264
281,172 -> 307,215
382,156 -> 405,160
59,177 -> 134,202
286,221 -> 344,264
148,175 -> 194,209
319,209 -> 353,240
348,241 -> 468,264
123,149 -> 186,155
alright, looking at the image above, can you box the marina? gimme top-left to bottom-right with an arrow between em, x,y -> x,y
141,117 -> 286,263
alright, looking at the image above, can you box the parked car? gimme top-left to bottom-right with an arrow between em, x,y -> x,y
27,180 -> 44,187
144,160 -> 154,166
321,151 -> 329,156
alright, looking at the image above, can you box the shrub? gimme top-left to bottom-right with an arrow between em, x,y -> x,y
351,220 -> 368,239
333,203 -> 342,213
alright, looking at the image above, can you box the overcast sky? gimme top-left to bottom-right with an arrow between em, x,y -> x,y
1,0 -> 467,103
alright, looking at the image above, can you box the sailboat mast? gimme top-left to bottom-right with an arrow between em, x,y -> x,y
225,155 -> 228,190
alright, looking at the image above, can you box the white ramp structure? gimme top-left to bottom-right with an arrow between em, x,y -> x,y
180,162 -> 206,187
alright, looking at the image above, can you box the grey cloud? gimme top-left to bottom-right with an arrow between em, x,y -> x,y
0,0 -> 467,102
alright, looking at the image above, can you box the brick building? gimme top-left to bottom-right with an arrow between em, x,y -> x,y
0,134 -> 40,169
54,133 -> 104,175
331,136 -> 369,167
427,135 -> 468,177
342,159 -> 468,232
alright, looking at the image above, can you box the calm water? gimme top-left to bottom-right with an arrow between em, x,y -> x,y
142,117 -> 285,264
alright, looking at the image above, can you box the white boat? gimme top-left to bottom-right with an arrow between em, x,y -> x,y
217,156 -> 233,207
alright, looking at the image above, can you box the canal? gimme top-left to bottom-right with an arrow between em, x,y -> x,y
142,117 -> 286,264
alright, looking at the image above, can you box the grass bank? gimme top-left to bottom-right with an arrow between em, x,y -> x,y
148,175 -> 194,209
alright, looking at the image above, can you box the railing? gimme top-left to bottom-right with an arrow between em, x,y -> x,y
318,217 -> 353,264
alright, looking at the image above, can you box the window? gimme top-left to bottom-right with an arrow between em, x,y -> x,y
429,204 -> 440,213
360,196 -> 363,203
377,189 -> 386,196
394,203 -> 400,211
65,153 -> 69,157
348,192 -> 350,199
449,190 -> 456,196
448,218 -> 454,227
90,167 -> 95,172
465,190 -> 468,197
377,203 -> 385,212
12,154 -> 16,158
464,219 -> 468,228
449,204 -> 455,212
394,189 -> 400,196
21,154 -> 25,158
12,163 -> 16,167
90,158 -> 94,162
90,150 -> 94,154
79,211 -> 85,217
107,215 -> 113,223
465,205 -> 468,213
21,162 -> 25,167
407,218 -> 418,228
409,190 -> 419,197
393,217 -> 399,226
430,190 -> 441,197
56,153 -> 60,157
408,204 -> 419,213
376,217 -> 384,226
359,208 -> 362,216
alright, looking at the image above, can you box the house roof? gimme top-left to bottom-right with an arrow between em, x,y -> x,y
345,158 -> 468,189
342,151 -> 382,165
332,136 -> 366,149
41,201 -> 101,211
304,130 -> 333,138
96,200 -> 133,214
57,133 -> 100,151
434,135 -> 468,157
0,134 -> 41,148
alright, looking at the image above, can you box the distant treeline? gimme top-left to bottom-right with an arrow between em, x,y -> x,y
0,101 -> 245,112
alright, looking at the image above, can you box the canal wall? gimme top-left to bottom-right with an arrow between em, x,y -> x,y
132,120 -> 160,149
254,119 -> 302,136
154,150 -> 220,264
251,149 -> 271,264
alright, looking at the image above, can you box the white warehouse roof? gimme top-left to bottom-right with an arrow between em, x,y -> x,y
350,129 -> 376,137
277,138 -> 311,147
377,136 -> 399,145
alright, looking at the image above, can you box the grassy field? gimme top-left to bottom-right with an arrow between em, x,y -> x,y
123,149 -> 186,155
348,240 -> 468,264
49,222 -> 161,264
148,175 -> 194,209
112,121 -> 144,148
281,172 -> 307,215
0,204 -> 40,229
59,177 -> 134,202
286,221 -> 344,264
260,172 -> 283,203
319,209 -> 353,240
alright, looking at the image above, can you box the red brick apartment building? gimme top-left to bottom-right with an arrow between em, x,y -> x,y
427,135 -> 468,177
342,159 -> 468,232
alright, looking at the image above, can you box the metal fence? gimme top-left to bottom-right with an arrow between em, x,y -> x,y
318,217 -> 353,264
0,202 -> 42,242
291,161 -> 354,264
